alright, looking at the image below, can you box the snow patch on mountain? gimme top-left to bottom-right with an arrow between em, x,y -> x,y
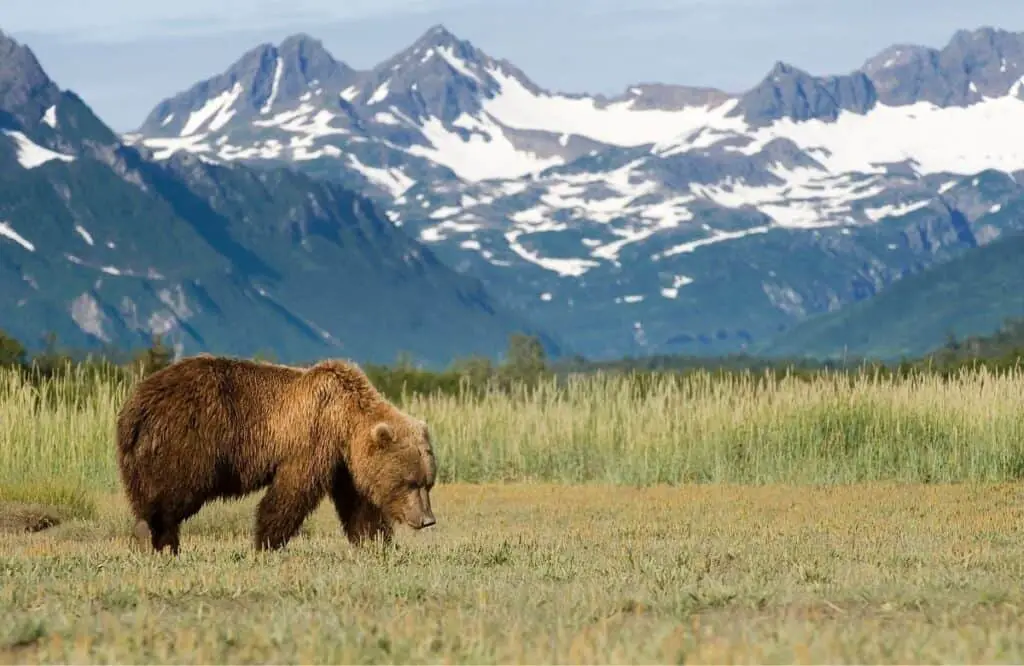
42,105 -> 57,128
340,85 -> 359,102
260,58 -> 284,114
690,167 -> 890,229
74,224 -> 95,246
408,113 -> 562,181
346,154 -> 415,195
0,221 -> 36,252
655,78 -> 1024,177
654,225 -> 774,260
368,81 -> 391,105
661,275 -> 695,299
505,228 -> 599,277
863,199 -> 932,222
3,129 -> 76,168
547,159 -> 661,223
181,82 -> 243,136
483,67 -> 740,148
139,133 -> 211,160
437,45 -> 481,82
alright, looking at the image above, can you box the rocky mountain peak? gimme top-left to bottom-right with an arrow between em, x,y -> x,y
246,34 -> 358,113
413,24 -> 462,49
860,44 -> 932,77
374,23 -> 489,77
862,27 -> 1024,107
733,60 -> 877,125
948,26 -> 1016,49
0,30 -> 118,160
767,60 -> 800,78
0,30 -> 61,131
274,33 -> 355,83
352,23 -> 505,123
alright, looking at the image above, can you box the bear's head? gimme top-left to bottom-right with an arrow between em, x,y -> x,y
352,413 -> 438,531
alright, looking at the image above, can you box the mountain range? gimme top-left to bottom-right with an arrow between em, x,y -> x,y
4,24 -> 1024,364
0,29 -> 561,367
126,24 -> 1024,360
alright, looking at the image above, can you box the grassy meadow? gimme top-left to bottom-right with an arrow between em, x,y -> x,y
3,362 -> 1024,662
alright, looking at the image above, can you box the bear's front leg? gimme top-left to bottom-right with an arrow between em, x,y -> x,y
329,465 -> 394,546
345,501 -> 394,546
254,464 -> 327,551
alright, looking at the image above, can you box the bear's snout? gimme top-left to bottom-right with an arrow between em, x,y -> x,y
403,485 -> 436,530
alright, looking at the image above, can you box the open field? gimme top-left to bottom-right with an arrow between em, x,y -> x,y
4,483 -> 1024,663
3,364 -> 1024,662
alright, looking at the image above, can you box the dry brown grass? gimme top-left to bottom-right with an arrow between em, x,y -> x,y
4,482 -> 1024,663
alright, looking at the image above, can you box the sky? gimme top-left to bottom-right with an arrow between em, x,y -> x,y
6,0 -> 1024,131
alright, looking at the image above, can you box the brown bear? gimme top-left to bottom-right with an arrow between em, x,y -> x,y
114,354 -> 437,554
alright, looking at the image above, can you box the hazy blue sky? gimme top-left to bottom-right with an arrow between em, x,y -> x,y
6,0 -> 1024,131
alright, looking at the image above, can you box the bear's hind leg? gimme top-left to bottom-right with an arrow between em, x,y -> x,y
123,486 -> 159,553
152,522 -> 181,555
133,510 -> 179,555
253,465 -> 327,551
147,510 -> 183,555
136,496 -> 203,555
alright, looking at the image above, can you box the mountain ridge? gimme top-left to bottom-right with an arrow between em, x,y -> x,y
756,197 -> 1024,361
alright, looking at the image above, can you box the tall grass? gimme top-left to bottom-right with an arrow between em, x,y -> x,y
2,364 -> 1024,502
410,366 -> 1024,485
0,364 -> 134,516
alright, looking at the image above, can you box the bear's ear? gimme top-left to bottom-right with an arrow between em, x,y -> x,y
371,422 -> 395,448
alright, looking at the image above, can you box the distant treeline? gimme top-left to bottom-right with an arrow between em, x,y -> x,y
2,318 -> 1024,402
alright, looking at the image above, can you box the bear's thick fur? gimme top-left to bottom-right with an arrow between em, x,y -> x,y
115,354 -> 437,554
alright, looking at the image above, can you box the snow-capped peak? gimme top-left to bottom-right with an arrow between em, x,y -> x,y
135,33 -> 358,138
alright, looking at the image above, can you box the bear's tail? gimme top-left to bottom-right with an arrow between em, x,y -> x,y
115,402 -> 151,523
115,402 -> 145,460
